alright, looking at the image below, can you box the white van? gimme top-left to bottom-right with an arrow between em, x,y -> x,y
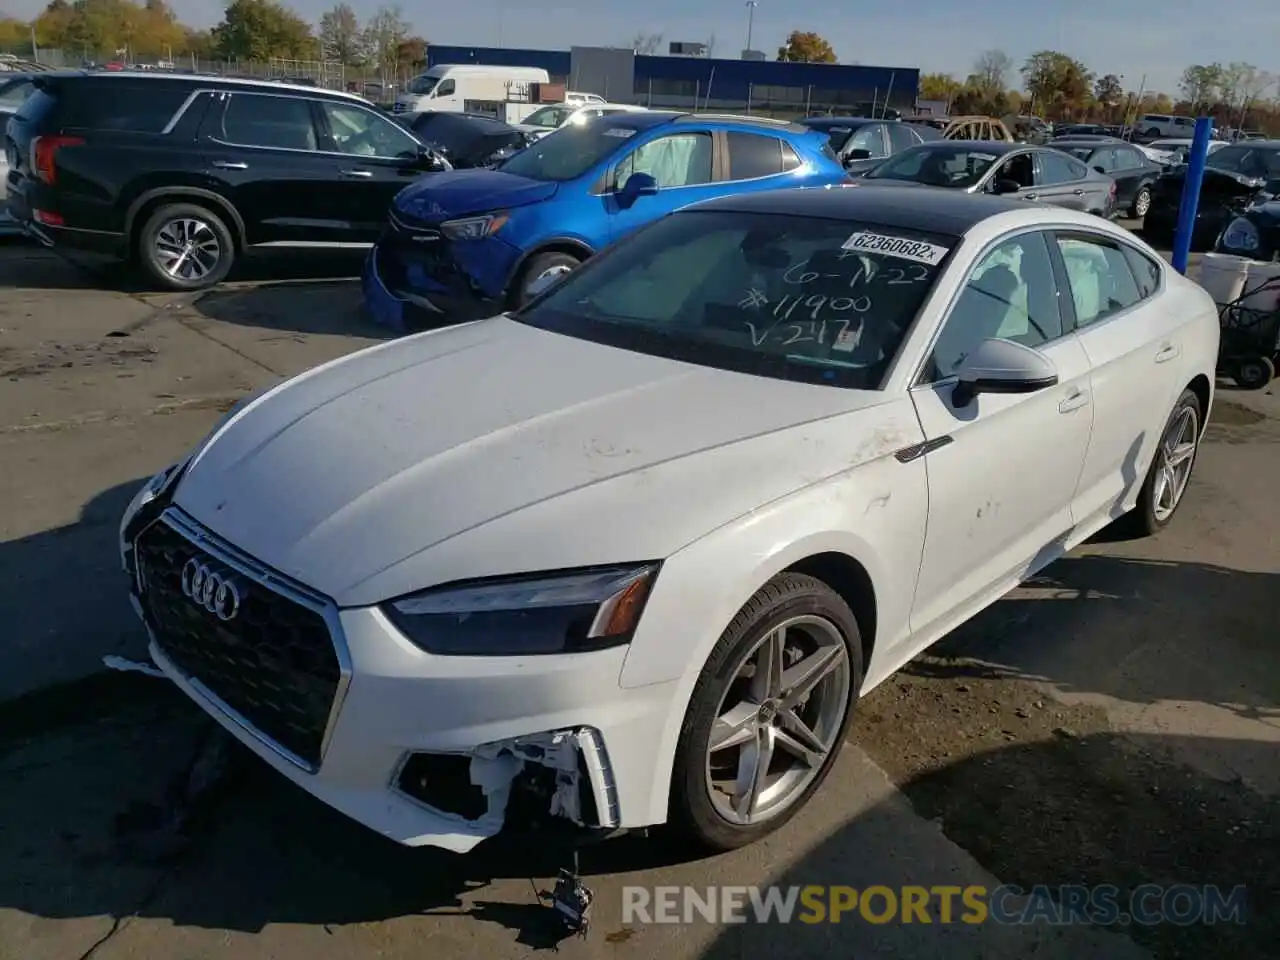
393,64 -> 551,115
1136,114 -> 1200,138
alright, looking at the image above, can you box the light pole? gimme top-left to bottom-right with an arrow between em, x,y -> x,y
745,0 -> 758,55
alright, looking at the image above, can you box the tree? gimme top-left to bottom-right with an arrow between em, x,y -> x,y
394,35 -> 425,73
1178,63 -> 1223,108
918,72 -> 963,104
631,32 -> 662,54
212,0 -> 314,60
319,2 -> 363,64
0,17 -> 30,52
971,49 -> 1012,97
1021,50 -> 1092,120
776,30 -> 835,63
1093,73 -> 1123,120
361,4 -> 409,78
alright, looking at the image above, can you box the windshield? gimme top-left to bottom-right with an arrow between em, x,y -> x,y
866,145 -> 999,188
516,210 -> 953,390
525,104 -> 574,129
499,121 -> 638,181
407,75 -> 438,95
1206,144 -> 1280,177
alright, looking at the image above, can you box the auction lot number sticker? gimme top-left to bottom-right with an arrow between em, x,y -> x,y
841,231 -> 950,266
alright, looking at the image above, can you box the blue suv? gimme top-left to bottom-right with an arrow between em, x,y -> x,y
362,111 -> 849,329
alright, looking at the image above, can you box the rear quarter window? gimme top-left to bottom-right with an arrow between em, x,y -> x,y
54,81 -> 194,133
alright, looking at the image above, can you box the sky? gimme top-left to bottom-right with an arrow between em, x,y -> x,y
8,0 -> 1280,97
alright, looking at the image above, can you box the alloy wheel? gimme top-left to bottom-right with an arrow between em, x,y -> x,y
1134,189 -> 1152,217
704,615 -> 851,826
1151,404 -> 1198,522
154,217 -> 222,282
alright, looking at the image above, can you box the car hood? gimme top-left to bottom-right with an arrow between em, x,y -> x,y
173,317 -> 909,607
394,169 -> 558,220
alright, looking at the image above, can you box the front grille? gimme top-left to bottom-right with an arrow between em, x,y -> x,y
380,214 -> 457,289
135,514 -> 343,769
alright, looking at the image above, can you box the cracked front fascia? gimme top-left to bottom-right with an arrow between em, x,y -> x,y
469,727 -> 616,831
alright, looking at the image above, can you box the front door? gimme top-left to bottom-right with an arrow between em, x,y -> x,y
205,91 -> 347,246
908,229 -> 1095,635
1051,230 -> 1190,525
1031,150 -> 1091,210
604,130 -> 720,243
312,99 -> 429,241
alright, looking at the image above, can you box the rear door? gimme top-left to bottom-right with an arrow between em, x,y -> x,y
1051,231 -> 1187,524
603,128 -> 718,243
204,90 -> 345,246
1109,144 -> 1153,208
1032,150 -> 1092,210
312,97 -> 427,239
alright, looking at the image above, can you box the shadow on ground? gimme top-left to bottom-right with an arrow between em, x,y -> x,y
0,477 -> 152,701
189,277 -> 396,340
701,732 -> 1279,960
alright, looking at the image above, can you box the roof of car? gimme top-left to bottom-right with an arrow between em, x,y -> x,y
910,139 -> 1025,155
800,116 -> 880,130
690,184 -> 1030,235
36,69 -> 370,102
1048,139 -> 1125,148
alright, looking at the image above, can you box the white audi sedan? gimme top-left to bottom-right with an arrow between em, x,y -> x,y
119,187 -> 1218,854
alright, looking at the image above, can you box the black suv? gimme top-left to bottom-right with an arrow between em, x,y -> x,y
4,71 -> 444,290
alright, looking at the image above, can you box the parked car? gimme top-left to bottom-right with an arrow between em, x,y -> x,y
119,187 -> 1218,854
798,116 -> 937,174
859,141 -> 1116,216
396,111 -> 534,168
1054,123 -> 1114,138
362,111 -> 850,328
1049,138 -> 1165,218
1144,138 -> 1228,166
0,72 -> 38,235
1216,194 -> 1280,261
1136,114 -> 1200,140
1143,140 -> 1280,249
4,71 -> 444,290
515,101 -> 648,140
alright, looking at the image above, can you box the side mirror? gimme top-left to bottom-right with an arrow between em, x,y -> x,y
1093,165 -> 1106,174
951,338 -> 1058,408
617,172 -> 658,208
846,148 -> 872,161
991,178 -> 1022,195
417,145 -> 450,171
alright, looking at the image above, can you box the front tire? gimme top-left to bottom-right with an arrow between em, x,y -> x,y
511,251 -> 580,308
1125,388 -> 1203,536
1131,185 -> 1152,218
137,203 -> 235,291
668,573 -> 863,851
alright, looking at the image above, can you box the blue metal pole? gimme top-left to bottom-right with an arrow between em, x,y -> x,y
1171,115 -> 1213,275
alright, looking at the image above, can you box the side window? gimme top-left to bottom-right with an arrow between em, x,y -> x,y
927,232 -> 1064,381
1054,234 -> 1144,327
887,123 -> 920,153
1037,151 -> 1086,184
436,79 -> 456,97
613,132 -> 713,189
319,101 -> 419,158
1115,147 -> 1143,170
0,80 -> 34,110
61,82 -> 193,133
846,124 -> 887,158
780,141 -> 801,171
220,93 -> 317,151
1090,148 -> 1116,172
725,132 -> 785,179
997,153 -> 1035,188
1122,245 -> 1162,299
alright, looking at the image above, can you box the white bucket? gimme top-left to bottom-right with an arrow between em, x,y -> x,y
1196,253 -> 1251,306
1241,259 -> 1280,314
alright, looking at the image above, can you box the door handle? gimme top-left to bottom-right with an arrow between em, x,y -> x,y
1154,342 -> 1181,364
1024,192 -> 1038,200
1058,388 -> 1090,413
340,169 -> 373,178
1072,188 -> 1085,195
211,160 -> 247,169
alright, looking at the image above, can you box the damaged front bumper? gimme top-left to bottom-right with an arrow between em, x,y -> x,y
125,509 -> 677,853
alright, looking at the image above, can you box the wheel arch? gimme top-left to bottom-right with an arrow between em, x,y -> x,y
1187,373 -> 1212,436
125,188 -> 247,253
504,237 -> 595,295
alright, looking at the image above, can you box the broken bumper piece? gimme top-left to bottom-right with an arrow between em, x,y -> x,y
147,602 -> 678,853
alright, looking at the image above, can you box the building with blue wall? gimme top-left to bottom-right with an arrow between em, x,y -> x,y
424,45 -> 919,115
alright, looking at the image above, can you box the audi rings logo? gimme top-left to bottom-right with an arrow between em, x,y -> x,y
181,559 -> 242,621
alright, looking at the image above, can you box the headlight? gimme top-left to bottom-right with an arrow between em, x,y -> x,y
440,213 -> 508,241
1221,216 -> 1260,251
383,563 -> 660,656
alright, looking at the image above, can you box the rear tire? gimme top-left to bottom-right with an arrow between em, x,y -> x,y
136,203 -> 235,292
668,573 -> 863,852
1234,356 -> 1274,390
1131,185 -> 1152,218
1122,388 -> 1203,537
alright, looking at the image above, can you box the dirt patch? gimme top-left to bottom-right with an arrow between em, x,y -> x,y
1,339 -> 159,380
853,664 -> 1279,960
1211,399 -> 1268,426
